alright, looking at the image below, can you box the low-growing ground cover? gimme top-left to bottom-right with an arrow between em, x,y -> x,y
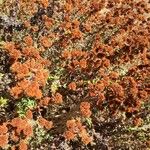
0,0 -> 150,149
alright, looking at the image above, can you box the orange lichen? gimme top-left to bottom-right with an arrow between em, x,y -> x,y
10,86 -> 23,99
42,15 -> 53,29
53,93 -> 63,104
61,50 -> 71,59
68,82 -> 77,91
40,36 -> 52,48
38,0 -> 49,8
34,69 -> 49,86
19,140 -> 28,150
11,131 -> 19,142
4,42 -> 15,51
11,62 -> 29,79
11,117 -> 33,138
25,81 -> 42,99
65,118 -> 92,144
64,130 -> 76,140
139,90 -> 148,100
71,50 -> 83,58
109,71 -> 119,79
24,21 -> 31,28
26,110 -> 33,119
3,42 -> 21,61
80,102 -> 91,118
64,2 -> 72,12
79,129 -> 93,145
17,79 -> 30,91
23,124 -> 33,137
66,119 -> 77,132
133,118 -> 143,126
79,59 -> 87,69
11,146 -> 16,150
22,47 -> 40,58
39,97 -> 51,106
38,117 -> 53,130
0,135 -> 8,148
9,49 -> 22,61
23,35 -> 33,46
72,28 -> 82,39
110,83 -> 124,98
1,0 -> 150,147
0,123 -> 8,135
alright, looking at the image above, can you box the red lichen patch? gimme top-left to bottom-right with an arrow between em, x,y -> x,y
38,117 -> 53,130
0,134 -> 8,148
68,82 -> 77,91
80,102 -> 91,118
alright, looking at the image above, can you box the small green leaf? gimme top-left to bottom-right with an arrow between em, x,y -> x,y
0,97 -> 8,107
85,118 -> 92,128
